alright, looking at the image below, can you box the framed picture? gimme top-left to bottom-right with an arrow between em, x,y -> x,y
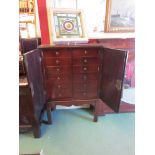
47,8 -> 88,44
104,0 -> 135,32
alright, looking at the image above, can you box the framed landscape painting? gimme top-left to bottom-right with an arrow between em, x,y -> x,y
104,0 -> 135,32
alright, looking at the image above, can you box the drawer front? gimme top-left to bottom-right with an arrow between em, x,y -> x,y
46,78 -> 72,86
47,88 -> 72,100
72,49 -> 99,57
46,72 -> 72,79
44,57 -> 71,66
73,91 -> 98,99
45,66 -> 72,77
73,65 -> 100,73
43,49 -> 71,57
73,81 -> 98,92
73,57 -> 100,66
73,73 -> 99,81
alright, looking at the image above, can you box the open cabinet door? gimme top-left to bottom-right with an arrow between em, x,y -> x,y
100,47 -> 127,112
23,49 -> 47,118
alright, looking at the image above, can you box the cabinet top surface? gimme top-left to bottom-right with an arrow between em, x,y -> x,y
38,44 -> 103,49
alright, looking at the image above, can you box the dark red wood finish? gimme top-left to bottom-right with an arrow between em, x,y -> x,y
21,49 -> 50,138
24,49 -> 47,119
100,48 -> 127,112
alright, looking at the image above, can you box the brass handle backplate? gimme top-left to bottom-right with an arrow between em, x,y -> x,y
115,79 -> 122,91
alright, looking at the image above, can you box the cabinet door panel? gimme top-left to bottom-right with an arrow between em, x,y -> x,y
100,48 -> 127,112
23,49 -> 46,118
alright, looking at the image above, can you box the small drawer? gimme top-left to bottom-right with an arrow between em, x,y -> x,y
44,57 -> 72,66
72,49 -> 99,58
73,57 -> 100,66
43,49 -> 71,57
73,91 -> 98,99
45,66 -> 72,77
73,65 -> 100,74
47,88 -> 72,100
45,78 -> 72,86
73,73 -> 99,81
73,81 -> 98,91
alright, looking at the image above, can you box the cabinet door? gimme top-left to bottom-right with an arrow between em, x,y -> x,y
23,49 -> 46,118
100,48 -> 127,112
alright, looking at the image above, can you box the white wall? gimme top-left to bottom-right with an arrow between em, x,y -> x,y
36,0 -> 135,39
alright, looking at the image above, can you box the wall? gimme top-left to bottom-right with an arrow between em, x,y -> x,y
37,0 -> 135,42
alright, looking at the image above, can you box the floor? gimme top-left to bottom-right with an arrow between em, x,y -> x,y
19,109 -> 135,155
122,88 -> 135,104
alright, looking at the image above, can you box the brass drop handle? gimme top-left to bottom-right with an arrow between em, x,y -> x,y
84,59 -> 87,63
84,50 -> 87,54
58,93 -> 62,97
83,75 -> 87,79
83,92 -> 87,96
115,79 -> 122,91
56,68 -> 60,72
57,77 -> 60,80
56,60 -> 59,64
83,84 -> 87,90
56,51 -> 59,55
58,85 -> 61,88
98,67 -> 99,71
83,67 -> 87,71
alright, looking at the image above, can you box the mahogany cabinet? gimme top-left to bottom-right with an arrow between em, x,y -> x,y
24,44 -> 127,123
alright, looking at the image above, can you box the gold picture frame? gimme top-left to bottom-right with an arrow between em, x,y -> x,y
104,0 -> 135,32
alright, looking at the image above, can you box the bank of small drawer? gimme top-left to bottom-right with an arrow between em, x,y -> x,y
72,49 -> 99,58
73,65 -> 100,74
73,81 -> 98,92
44,57 -> 72,66
73,91 -> 98,99
47,88 -> 72,100
43,49 -> 71,57
45,66 -> 72,77
72,57 -> 100,66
